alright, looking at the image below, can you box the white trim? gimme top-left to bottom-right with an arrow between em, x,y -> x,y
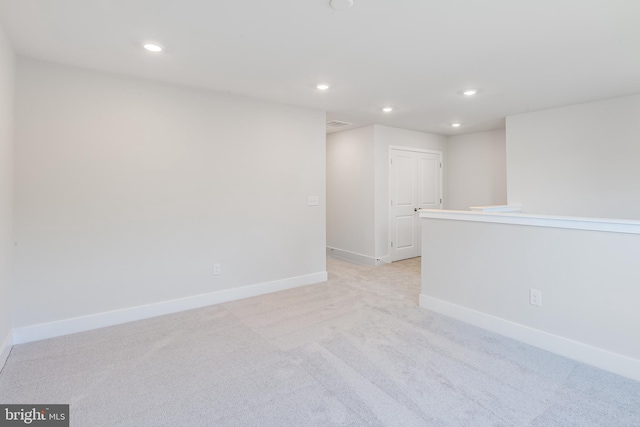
469,205 -> 522,213
327,247 -> 383,266
13,271 -> 328,344
0,331 -> 12,372
388,145 -> 443,155
419,209 -> 640,235
420,294 -> 640,382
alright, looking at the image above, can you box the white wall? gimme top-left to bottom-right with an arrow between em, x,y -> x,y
0,26 -> 16,360
420,215 -> 640,380
326,126 -> 375,260
14,58 -> 326,329
0,28 -> 15,362
447,129 -> 506,210
507,94 -> 640,219
374,125 -> 447,260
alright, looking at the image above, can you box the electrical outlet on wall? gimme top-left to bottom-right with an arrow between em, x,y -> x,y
530,289 -> 542,307
214,264 -> 221,275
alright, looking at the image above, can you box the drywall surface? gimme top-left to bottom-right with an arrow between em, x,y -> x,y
374,125 -> 446,260
421,216 -> 640,364
0,26 -> 15,351
326,126 -> 375,259
447,129 -> 506,210
14,58 -> 326,328
507,94 -> 640,219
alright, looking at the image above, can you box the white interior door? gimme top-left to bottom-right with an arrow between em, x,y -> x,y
390,149 -> 418,261
390,148 -> 442,262
416,152 -> 442,256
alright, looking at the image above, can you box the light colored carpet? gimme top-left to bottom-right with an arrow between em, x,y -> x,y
1,256 -> 639,426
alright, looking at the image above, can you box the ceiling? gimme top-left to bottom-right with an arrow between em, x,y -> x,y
1,0 -> 639,135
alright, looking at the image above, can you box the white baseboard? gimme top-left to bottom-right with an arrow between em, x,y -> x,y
327,247 -> 387,266
420,294 -> 640,382
12,271 -> 328,345
0,331 -> 12,372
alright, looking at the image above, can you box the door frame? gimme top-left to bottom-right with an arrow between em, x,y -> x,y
388,145 -> 443,262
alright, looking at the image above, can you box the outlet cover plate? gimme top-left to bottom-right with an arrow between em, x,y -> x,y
530,289 -> 542,307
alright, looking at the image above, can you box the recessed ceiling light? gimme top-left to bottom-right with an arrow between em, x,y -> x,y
382,107 -> 393,113
143,43 -> 163,52
316,84 -> 330,90
451,123 -> 461,127
330,0 -> 354,10
463,89 -> 477,96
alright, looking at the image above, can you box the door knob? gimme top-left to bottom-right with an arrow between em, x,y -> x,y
414,208 -> 419,212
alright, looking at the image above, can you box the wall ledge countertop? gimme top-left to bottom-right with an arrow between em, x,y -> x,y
419,209 -> 640,235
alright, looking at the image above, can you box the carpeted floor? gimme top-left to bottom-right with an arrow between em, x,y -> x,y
1,256 -> 640,426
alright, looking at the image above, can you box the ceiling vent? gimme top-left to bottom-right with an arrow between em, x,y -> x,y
326,120 -> 353,128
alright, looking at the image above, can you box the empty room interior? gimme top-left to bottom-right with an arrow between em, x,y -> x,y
1,1 -> 640,426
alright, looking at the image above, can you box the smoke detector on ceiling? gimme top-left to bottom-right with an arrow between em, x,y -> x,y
330,0 -> 354,10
